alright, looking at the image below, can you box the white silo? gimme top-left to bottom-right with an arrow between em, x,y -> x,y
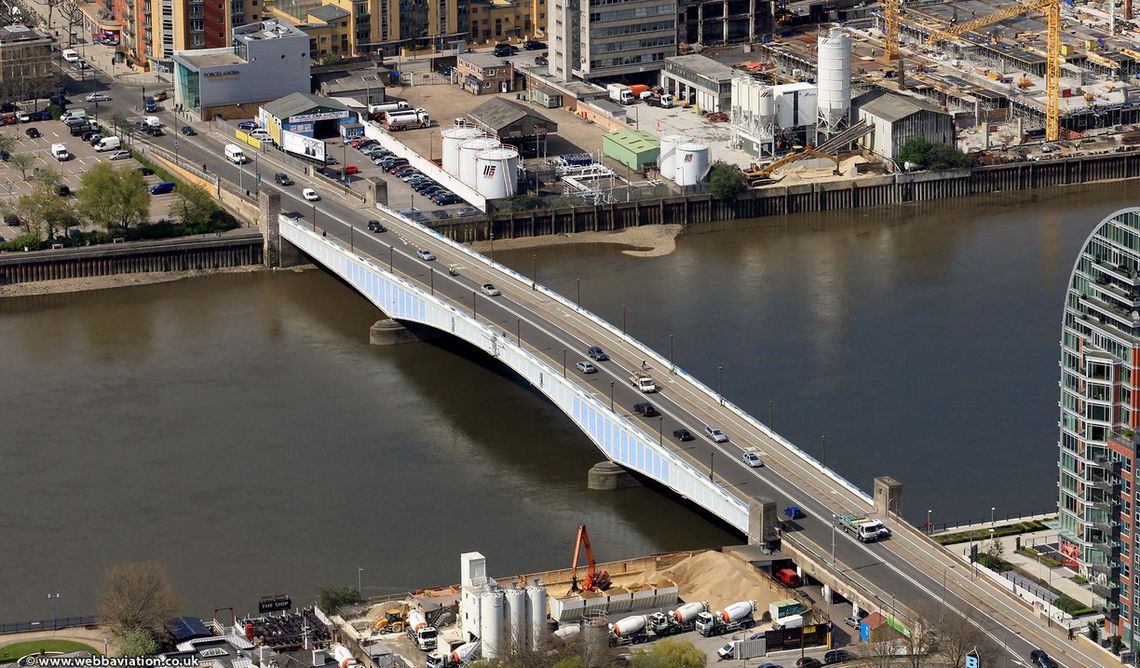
674,143 -> 711,186
479,590 -> 504,659
504,587 -> 528,650
526,583 -> 547,652
658,134 -> 684,177
442,126 -> 484,176
816,26 -> 852,137
475,147 -> 520,199
459,136 -> 501,188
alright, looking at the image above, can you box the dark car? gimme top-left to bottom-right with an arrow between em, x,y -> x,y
24,127 -> 40,138
822,649 -> 853,665
456,207 -> 481,217
632,402 -> 658,417
135,167 -> 155,176
367,219 -> 385,232
535,55 -> 549,67
672,429 -> 694,441
524,40 -> 546,50
394,167 -> 418,178
493,43 -> 518,57
274,172 -> 294,186
419,186 -> 445,197
0,151 -> 10,161
433,193 -> 462,205
1030,650 -> 1057,668
180,125 -> 198,136
795,659 -> 821,668
386,162 -> 411,174
237,121 -> 257,131
143,126 -> 164,136
587,345 -> 608,361
56,184 -> 70,196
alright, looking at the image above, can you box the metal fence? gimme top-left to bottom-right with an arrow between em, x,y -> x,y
1003,570 -> 1059,603
925,509 -> 1056,535
0,615 -> 97,635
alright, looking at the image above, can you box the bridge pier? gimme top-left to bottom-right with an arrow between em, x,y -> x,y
370,318 -> 429,345
747,498 -> 779,546
587,461 -> 641,490
258,191 -> 304,268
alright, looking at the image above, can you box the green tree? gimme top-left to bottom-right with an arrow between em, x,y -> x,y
12,189 -> 76,239
0,133 -> 16,154
115,628 -> 158,658
1110,635 -> 1126,654
629,640 -> 706,668
1088,621 -> 1100,642
9,153 -> 36,180
316,586 -> 361,613
707,161 -> 747,200
172,183 -> 218,231
31,167 -> 62,193
898,137 -> 973,170
76,162 -> 150,231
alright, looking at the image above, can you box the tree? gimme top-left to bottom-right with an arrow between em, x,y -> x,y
629,640 -> 706,668
32,167 -> 62,193
76,162 -> 150,231
98,561 -> 180,636
115,628 -> 158,658
897,137 -> 973,171
172,183 -> 218,231
1110,635 -> 1126,654
316,586 -> 361,613
43,0 -> 64,36
931,610 -> 998,668
10,153 -> 36,180
0,134 -> 16,154
11,189 -> 76,239
1088,621 -> 1100,642
707,161 -> 747,200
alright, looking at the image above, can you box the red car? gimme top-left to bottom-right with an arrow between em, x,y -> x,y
1,114 -> 16,125
350,139 -> 368,148
774,568 -> 802,587
344,164 -> 359,175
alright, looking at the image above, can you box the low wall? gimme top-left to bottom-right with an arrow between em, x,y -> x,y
361,119 -> 487,211
138,145 -> 261,226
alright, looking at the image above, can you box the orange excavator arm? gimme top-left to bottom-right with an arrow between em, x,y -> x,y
569,524 -> 611,593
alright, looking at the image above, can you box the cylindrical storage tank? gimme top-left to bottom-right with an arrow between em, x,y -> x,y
583,617 -> 610,660
526,584 -> 547,652
442,126 -> 483,176
504,587 -> 528,649
475,147 -> 520,199
659,134 -> 684,176
816,26 -> 852,129
479,590 -> 504,659
674,143 -> 710,186
459,136 -> 501,188
758,87 -> 775,125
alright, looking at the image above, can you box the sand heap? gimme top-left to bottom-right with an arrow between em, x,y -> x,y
637,551 -> 785,613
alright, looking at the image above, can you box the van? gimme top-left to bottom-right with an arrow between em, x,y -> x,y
94,136 -> 120,152
62,49 -> 79,63
774,568 -> 802,587
224,143 -> 247,164
51,143 -> 70,161
144,96 -> 157,112
62,108 -> 87,123
142,116 -> 161,128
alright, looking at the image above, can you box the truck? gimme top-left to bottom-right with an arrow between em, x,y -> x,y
368,101 -> 411,117
144,96 -> 157,112
694,600 -> 758,637
330,644 -> 361,668
645,93 -> 676,108
771,613 -> 804,630
405,609 -> 438,651
608,615 -> 650,646
839,513 -> 887,543
628,372 -> 656,393
384,109 -> 430,130
425,641 -> 479,668
607,83 -> 634,105
627,84 -> 651,99
647,601 -> 708,637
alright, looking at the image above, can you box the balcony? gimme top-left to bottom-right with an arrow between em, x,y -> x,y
1093,258 -> 1140,285
1088,477 -> 1119,494
1088,560 -> 1121,578
1091,582 -> 1121,600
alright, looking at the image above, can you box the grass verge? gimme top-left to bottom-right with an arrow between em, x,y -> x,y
0,641 -> 100,662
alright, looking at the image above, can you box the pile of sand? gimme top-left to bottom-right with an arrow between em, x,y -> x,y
638,551 -> 783,612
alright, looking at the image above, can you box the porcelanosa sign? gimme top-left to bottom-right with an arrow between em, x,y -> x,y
289,109 -> 350,123
203,69 -> 240,80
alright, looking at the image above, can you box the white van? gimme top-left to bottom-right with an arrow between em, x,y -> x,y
224,143 -> 247,164
62,49 -> 79,63
142,116 -> 161,128
95,136 -> 121,152
51,143 -> 70,161
61,108 -> 87,123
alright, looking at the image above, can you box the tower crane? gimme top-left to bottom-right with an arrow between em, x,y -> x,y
883,0 -> 901,60
568,524 -> 611,594
924,0 -> 1061,141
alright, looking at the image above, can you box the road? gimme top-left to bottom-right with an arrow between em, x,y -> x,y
63,60 -> 1099,668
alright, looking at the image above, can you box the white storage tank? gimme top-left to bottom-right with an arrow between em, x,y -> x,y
816,26 -> 852,133
659,134 -> 684,177
479,590 -> 504,659
442,126 -> 484,176
526,584 -> 547,652
758,86 -> 775,125
674,143 -> 711,186
504,587 -> 528,649
475,147 -> 520,199
459,137 -> 501,188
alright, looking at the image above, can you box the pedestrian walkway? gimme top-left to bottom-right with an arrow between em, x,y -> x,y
930,512 -> 1055,536
944,529 -> 1094,608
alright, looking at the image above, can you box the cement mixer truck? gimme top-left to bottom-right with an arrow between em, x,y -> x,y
608,615 -> 651,646
405,609 -> 439,651
330,644 -> 361,668
425,640 -> 479,668
694,600 -> 758,637
648,601 -> 709,637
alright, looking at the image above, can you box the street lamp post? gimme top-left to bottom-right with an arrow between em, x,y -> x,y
563,349 -> 567,377
769,400 -> 774,429
48,592 -> 60,630
830,515 -> 836,564
669,334 -> 674,372
717,366 -> 724,405
472,290 -> 477,319
532,253 -> 537,290
389,245 -> 394,271
709,451 -> 715,482
516,318 -> 521,345
658,416 -> 663,446
576,278 -> 581,306
609,381 -> 615,411
357,568 -> 364,597
310,202 -> 316,232
991,506 -> 996,527
430,267 -> 434,295
622,304 -> 627,333
489,231 -> 494,259
927,509 -> 932,534
821,435 -> 827,468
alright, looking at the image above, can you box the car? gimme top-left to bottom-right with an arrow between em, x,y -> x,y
587,346 -> 608,361
524,40 -> 546,49
372,155 -> 389,165
85,93 -> 111,102
367,219 -> 385,232
411,180 -> 437,191
350,138 -> 370,148
576,360 -> 597,374
237,121 -> 257,131
456,207 -> 480,217
419,186 -> 445,197
180,125 -> 198,136
144,126 -> 164,136
399,208 -> 426,221
1030,649 -> 1058,668
0,150 -> 9,161
493,43 -> 518,56
386,163 -> 411,174
24,127 -> 40,138
360,145 -> 385,156
324,155 -> 338,165
822,649 -> 853,665
1,113 -> 17,124
716,641 -> 737,660
535,55 -> 549,66
135,167 -> 154,176
403,173 -> 427,183
76,59 -> 90,69
705,425 -> 728,443
16,112 -> 30,122
433,193 -> 462,205
344,164 -> 359,175
416,248 -> 436,261
302,188 -> 319,201
85,132 -> 103,143
149,181 -> 175,195
784,506 -> 805,520
429,210 -> 450,220
56,184 -> 70,197
274,172 -> 294,186
480,283 -> 501,296
248,129 -> 272,140
632,402 -> 658,417
742,450 -> 764,467
107,150 -> 131,160
842,616 -> 859,629
673,428 -> 693,441
758,664 -> 784,668
795,660 -> 821,668
395,167 -> 418,178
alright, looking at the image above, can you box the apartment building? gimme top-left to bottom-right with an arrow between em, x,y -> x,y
268,0 -> 468,57
0,25 -> 54,103
548,0 -> 677,82
467,0 -> 543,44
109,0 -> 259,71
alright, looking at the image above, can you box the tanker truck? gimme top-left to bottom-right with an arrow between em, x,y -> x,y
648,601 -> 709,637
405,609 -> 439,651
694,600 -> 758,637
608,615 -> 650,646
330,644 -> 361,668
425,640 -> 479,668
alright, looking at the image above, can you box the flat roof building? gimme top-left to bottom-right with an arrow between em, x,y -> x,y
0,25 -> 54,103
853,90 -> 953,161
457,52 -> 514,95
660,54 -> 733,113
548,0 -> 677,82
465,97 -> 556,155
602,129 -> 659,169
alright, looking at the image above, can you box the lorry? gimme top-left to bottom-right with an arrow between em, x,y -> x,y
330,643 -> 361,668
694,600 -> 758,637
425,641 -> 479,668
607,83 -> 634,105
645,93 -> 676,108
627,84 -> 651,99
628,372 -> 657,393
839,513 -> 887,543
608,615 -> 650,646
144,96 -> 157,112
647,601 -> 708,637
771,613 -> 804,630
384,109 -> 430,130
405,609 -> 438,651
224,143 -> 248,164
368,101 -> 411,117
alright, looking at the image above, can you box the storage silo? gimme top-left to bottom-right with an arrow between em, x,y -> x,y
504,587 -> 528,650
459,136 -> 501,188
816,26 -> 852,137
658,134 -> 684,177
674,143 -> 711,186
526,584 -> 547,652
475,147 -> 520,199
442,126 -> 484,176
479,590 -> 504,659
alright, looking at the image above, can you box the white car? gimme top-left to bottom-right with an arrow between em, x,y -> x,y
85,93 -> 111,102
249,129 -> 272,141
742,450 -> 764,467
480,283 -> 500,296
416,248 -> 436,261
107,150 -> 131,160
716,641 -> 737,660
302,188 -> 319,201
575,361 -> 597,374
16,112 -> 30,122
705,425 -> 728,443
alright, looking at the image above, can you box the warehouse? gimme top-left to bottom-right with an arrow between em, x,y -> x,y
258,93 -> 359,160
853,91 -> 954,161
602,130 -> 660,170
465,97 -> 557,157
660,54 -> 735,113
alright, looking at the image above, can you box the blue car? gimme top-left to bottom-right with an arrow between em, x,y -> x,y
149,181 -> 176,195
433,193 -> 462,205
237,121 -> 257,131
784,506 -> 805,520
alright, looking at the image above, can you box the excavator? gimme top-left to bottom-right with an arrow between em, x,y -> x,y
371,605 -> 408,634
569,524 -> 612,594
742,146 -> 841,183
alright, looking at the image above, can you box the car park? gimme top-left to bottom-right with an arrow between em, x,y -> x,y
705,425 -> 728,443
302,188 -> 319,201
107,150 -> 130,160
274,172 -> 293,186
742,450 -> 764,467
149,181 -> 175,195
632,402 -> 658,417
672,428 -> 693,441
480,283 -> 501,296
180,126 -> 197,136
416,248 -> 436,261
576,361 -> 597,374
24,127 -> 39,138
367,219 -> 385,232
587,346 -> 608,361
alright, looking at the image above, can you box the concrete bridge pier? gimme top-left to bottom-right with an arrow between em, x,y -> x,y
587,461 -> 641,490
821,583 -> 832,605
258,191 -> 304,268
369,318 -> 436,345
747,498 -> 779,546
874,476 -> 903,517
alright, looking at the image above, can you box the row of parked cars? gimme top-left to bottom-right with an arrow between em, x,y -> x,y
349,137 -> 463,206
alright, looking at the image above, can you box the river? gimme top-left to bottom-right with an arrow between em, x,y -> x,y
2,181 -> 1137,620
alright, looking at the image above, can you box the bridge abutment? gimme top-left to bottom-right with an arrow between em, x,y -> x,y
258,191 -> 305,268
587,461 -> 641,490
747,498 -> 779,546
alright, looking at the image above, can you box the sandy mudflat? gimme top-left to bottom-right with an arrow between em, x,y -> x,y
0,265 -> 276,298
469,224 -> 684,258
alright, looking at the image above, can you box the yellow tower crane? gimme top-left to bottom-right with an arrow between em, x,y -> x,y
924,0 -> 1061,141
883,0 -> 900,60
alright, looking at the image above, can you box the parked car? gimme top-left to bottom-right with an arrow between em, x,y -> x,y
672,428 -> 693,441
367,219 -> 385,232
587,346 -> 608,361
107,150 -> 131,160
774,568 -> 801,587
480,283 -> 501,296
632,402 -> 658,417
16,112 -> 30,122
149,181 -> 175,195
344,164 -> 360,175
85,93 -> 111,102
493,43 -> 518,57
456,207 -> 480,217
394,167 -> 418,178
24,127 -> 40,138
237,121 -> 257,131
433,193 -> 462,205
795,659 -> 821,668
524,40 -> 546,49
843,616 -> 859,629
1030,650 -> 1058,668
742,450 -> 764,467
429,210 -> 450,220
576,361 -> 597,374
716,642 -> 738,661
135,167 -> 154,176
302,188 -> 319,201
350,138 -> 371,148
418,185 -> 444,197
822,649 -> 853,665
180,126 -> 197,136
416,248 -> 436,261
535,55 -> 549,66
56,184 -> 70,196
705,425 -> 728,443
385,162 -> 410,174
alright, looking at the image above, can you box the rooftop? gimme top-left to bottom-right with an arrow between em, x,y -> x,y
857,91 -> 947,123
174,48 -> 245,68
263,91 -> 351,119
306,5 -> 350,22
664,54 -> 736,82
467,97 -> 556,133
233,18 -> 308,40
604,129 -> 660,153
0,24 -> 50,43
460,52 -> 509,70
318,71 -> 388,91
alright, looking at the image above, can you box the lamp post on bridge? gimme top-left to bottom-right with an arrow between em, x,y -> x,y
991,506 -> 996,527
388,244 -> 394,271
820,435 -> 827,468
576,278 -> 581,307
769,400 -> 774,429
927,509 -> 932,534
48,592 -> 60,630
516,318 -> 521,346
709,451 -> 715,482
609,381 -> 615,411
430,267 -> 434,295
357,568 -> 364,597
717,366 -> 724,405
622,304 -> 627,334
532,253 -> 537,290
658,416 -> 663,446
669,334 -> 674,373
830,514 -> 836,564
562,349 -> 567,377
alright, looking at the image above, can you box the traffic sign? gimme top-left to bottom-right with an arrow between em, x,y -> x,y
965,649 -> 980,668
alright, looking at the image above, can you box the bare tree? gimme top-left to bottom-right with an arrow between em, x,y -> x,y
98,561 -> 181,636
859,640 -> 902,668
43,0 -> 64,34
932,609 -> 996,668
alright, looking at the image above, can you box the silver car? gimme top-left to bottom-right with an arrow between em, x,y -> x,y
575,361 -> 597,374
480,283 -> 500,296
416,248 -> 436,261
705,425 -> 728,443
107,150 -> 131,160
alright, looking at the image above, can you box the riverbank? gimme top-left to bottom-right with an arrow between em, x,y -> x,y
469,224 -> 684,257
0,265 -> 273,298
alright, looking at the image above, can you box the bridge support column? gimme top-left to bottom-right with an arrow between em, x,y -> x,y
873,476 -> 903,518
587,461 -> 641,490
369,318 -> 429,345
747,498 -> 778,546
821,583 -> 832,605
258,191 -> 303,268
365,177 -> 388,208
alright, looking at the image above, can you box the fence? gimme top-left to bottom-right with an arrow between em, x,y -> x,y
0,616 -> 97,635
928,509 -> 1056,535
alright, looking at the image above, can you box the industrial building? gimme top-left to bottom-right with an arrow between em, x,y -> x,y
0,25 -> 54,104
602,129 -> 660,170
464,97 -> 556,156
316,70 -> 387,106
660,54 -> 734,113
457,52 -> 515,95
259,92 -> 358,142
173,19 -> 311,120
676,0 -> 773,47
853,91 -> 954,162
547,0 -> 677,83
